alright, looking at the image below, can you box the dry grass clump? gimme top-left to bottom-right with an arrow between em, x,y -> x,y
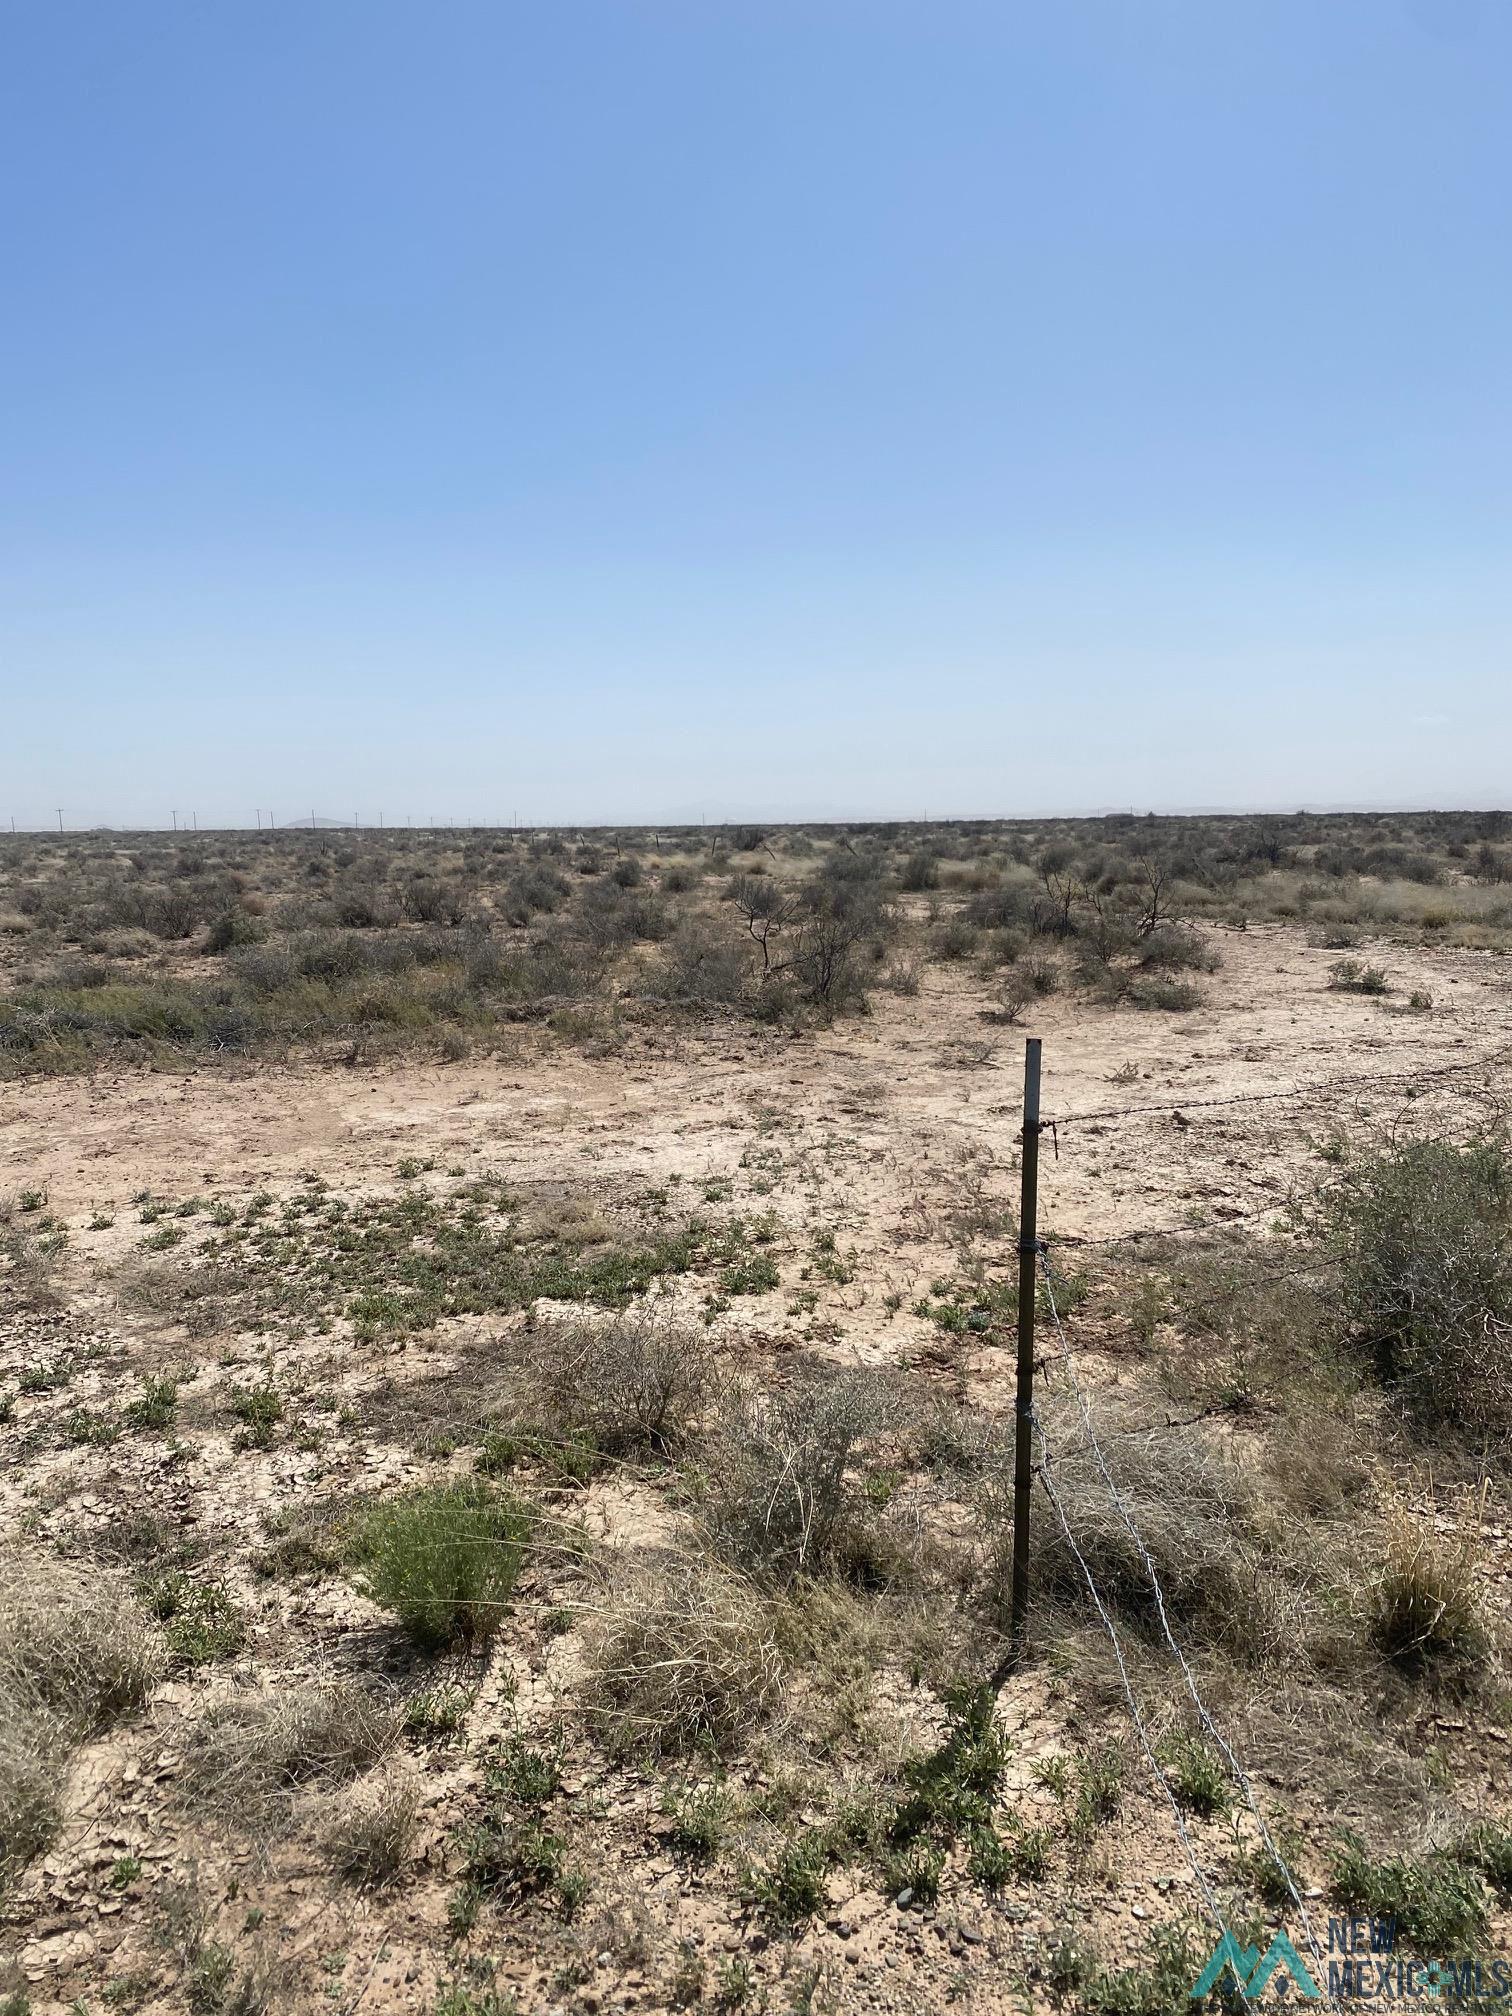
704,1369 -> 901,1577
0,1713 -> 66,1883
318,1757 -> 423,1884
1370,1485 -> 1491,1673
581,1556 -> 784,1758
1020,1415 -> 1275,1654
187,1679 -> 399,1820
0,1548 -> 162,1734
521,1306 -> 717,1455
0,1550 -> 162,1884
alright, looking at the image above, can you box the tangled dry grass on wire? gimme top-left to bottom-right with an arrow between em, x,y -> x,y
1016,1412 -> 1283,1656
581,1555 -> 784,1758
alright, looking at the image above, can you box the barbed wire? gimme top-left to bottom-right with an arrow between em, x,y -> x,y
1042,1035 -> 1512,1130
1038,1254 -> 1338,2002
1030,1402 -> 1232,1944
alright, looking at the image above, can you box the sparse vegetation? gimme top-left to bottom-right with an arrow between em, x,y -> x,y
6,813 -> 1512,2011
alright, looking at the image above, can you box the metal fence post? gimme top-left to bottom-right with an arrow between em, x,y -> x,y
1010,1036 -> 1043,1641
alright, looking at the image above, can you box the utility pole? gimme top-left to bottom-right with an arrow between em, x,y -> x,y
57,809 -> 63,832
1009,1037 -> 1044,1645
171,811 -> 178,832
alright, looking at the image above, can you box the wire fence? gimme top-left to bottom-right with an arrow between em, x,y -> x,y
1043,1034 -> 1512,1130
1036,1255 -> 1336,1999
998,1022 -> 1512,1995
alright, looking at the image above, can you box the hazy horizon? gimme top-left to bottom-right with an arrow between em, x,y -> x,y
10,797 -> 1510,838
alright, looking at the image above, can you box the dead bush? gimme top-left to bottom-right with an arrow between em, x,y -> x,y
704,1370 -> 902,1578
520,1307 -> 716,1455
581,1556 -> 783,1757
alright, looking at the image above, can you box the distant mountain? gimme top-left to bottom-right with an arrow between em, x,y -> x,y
276,815 -> 351,829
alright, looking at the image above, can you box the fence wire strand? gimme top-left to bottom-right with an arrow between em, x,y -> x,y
1037,1252 -> 1339,2002
1043,1034 -> 1512,1130
1030,1403 -> 1232,1944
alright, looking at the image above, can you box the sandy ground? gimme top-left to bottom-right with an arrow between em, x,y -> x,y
5,924 -> 1509,1262
3,925 -> 1511,2016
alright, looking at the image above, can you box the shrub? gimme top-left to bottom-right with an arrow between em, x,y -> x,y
520,1309 -> 714,1455
355,1480 -> 530,1650
886,1685 -> 1011,1863
143,1573 -> 245,1667
1127,975 -> 1203,1012
748,1830 -> 829,1924
458,1811 -> 567,1904
205,909 -> 265,953
660,1778 -> 734,1858
1329,958 -> 1390,995
1159,1732 -> 1230,1816
1309,1138 -> 1512,1431
654,921 -> 752,1005
1458,1822 -> 1512,1898
705,1370 -> 900,1578
582,1558 -> 783,1757
931,917 -> 978,962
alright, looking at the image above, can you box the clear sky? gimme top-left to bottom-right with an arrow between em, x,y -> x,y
3,0 -> 1509,829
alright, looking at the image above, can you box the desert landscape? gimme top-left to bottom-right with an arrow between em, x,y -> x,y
2,813 -> 1510,2015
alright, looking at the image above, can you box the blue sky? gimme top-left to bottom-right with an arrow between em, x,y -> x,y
2,0 -> 1508,828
